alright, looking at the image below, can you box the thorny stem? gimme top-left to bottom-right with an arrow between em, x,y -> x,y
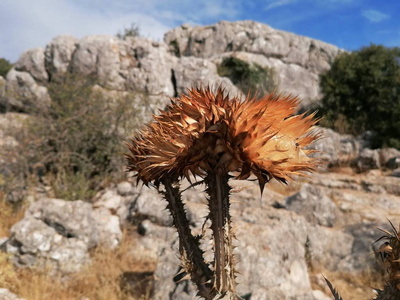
162,178 -> 216,299
205,169 -> 238,297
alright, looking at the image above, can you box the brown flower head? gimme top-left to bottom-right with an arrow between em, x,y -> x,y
376,220 -> 400,291
126,87 -> 320,190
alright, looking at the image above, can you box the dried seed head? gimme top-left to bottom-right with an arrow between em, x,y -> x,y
376,220 -> 400,289
126,87 -> 320,190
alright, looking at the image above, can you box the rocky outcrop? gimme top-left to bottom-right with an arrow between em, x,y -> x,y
0,20 -> 342,113
15,48 -> 48,82
285,183 -> 343,227
5,198 -> 121,274
312,128 -> 361,168
165,21 -> 342,108
44,35 -> 78,79
1,69 -> 50,112
2,168 -> 399,298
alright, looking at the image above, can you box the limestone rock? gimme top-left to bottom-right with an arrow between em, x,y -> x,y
15,48 -> 48,82
379,148 -> 400,169
6,198 -> 122,274
2,21 -> 344,114
312,128 -> 360,168
44,35 -> 78,79
129,186 -> 172,226
70,36 -> 175,101
0,289 -> 25,300
165,20 -> 341,108
124,38 -> 175,106
172,56 -> 241,97
215,51 -> 320,109
94,188 -> 128,222
71,35 -> 126,90
392,168 -> 400,177
165,21 -> 340,71
356,148 -> 381,172
117,181 -> 133,196
2,69 -> 50,112
285,183 -> 342,227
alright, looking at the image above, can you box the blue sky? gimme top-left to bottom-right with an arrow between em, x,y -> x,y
0,0 -> 399,63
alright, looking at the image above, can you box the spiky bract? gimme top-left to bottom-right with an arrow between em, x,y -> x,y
126,87 -> 319,189
376,221 -> 400,294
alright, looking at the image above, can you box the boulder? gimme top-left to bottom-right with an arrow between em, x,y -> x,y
285,183 -> 342,227
172,56 -> 241,97
116,181 -> 133,196
6,198 -> 122,274
70,36 -> 176,101
379,148 -> 400,169
14,48 -> 48,82
2,69 -> 50,112
70,35 -> 127,90
124,38 -> 176,99
356,148 -> 381,172
392,168 -> 400,177
44,35 -> 78,79
312,128 -> 360,168
129,186 -> 172,226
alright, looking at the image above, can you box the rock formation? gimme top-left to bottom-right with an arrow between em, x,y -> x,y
0,20 -> 341,113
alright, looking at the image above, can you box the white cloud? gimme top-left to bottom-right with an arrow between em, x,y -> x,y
362,9 -> 390,23
0,0 -> 240,62
264,0 -> 353,11
264,0 -> 296,11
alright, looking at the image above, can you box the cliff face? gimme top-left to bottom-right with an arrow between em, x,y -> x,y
165,21 -> 341,106
0,20 -> 341,113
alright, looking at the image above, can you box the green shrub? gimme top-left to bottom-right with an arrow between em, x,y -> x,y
319,44 -> 400,149
217,56 -> 275,95
0,58 -> 13,77
10,74 -> 146,200
116,23 -> 140,40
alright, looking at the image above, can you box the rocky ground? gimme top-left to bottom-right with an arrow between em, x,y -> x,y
1,132 -> 399,299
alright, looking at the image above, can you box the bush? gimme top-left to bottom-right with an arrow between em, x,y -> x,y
8,74 -> 146,200
217,56 -> 275,95
0,58 -> 13,77
116,23 -> 140,40
319,44 -> 400,149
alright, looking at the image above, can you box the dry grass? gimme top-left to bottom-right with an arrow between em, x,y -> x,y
0,195 -> 25,238
310,267 -> 383,300
0,199 -> 155,300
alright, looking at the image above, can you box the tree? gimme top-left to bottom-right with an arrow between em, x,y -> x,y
0,58 -> 13,77
320,44 -> 400,149
217,56 -> 276,95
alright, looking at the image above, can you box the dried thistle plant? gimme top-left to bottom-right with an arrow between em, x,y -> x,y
126,87 -> 319,299
374,220 -> 400,300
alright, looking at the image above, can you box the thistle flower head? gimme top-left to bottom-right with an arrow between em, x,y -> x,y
376,220 -> 400,290
126,87 -> 320,190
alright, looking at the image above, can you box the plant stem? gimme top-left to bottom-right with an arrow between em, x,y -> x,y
162,178 -> 216,299
205,169 -> 237,296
